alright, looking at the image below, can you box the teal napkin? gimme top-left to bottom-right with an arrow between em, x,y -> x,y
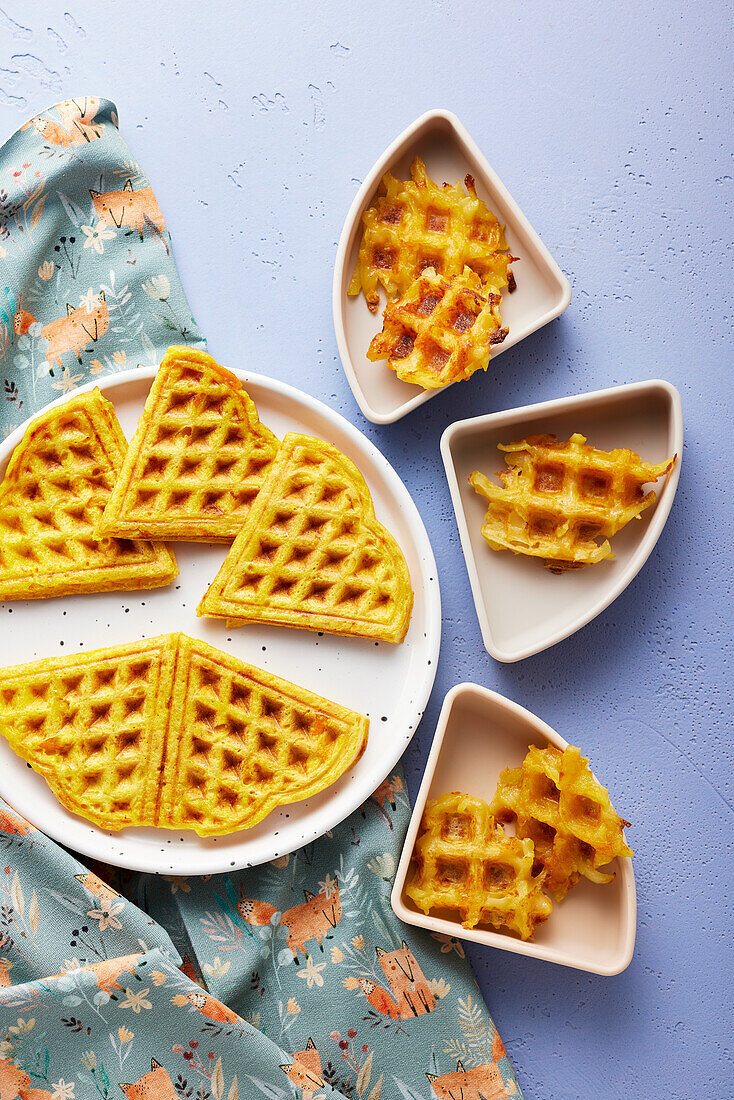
0,99 -> 524,1100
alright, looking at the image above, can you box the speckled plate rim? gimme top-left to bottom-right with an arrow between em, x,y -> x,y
390,682 -> 637,975
0,366 -> 441,875
440,379 -> 684,661
332,107 -> 572,424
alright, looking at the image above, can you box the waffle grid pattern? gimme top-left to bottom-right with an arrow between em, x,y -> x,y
367,265 -> 507,388
99,347 -> 280,542
0,633 -> 369,836
470,432 -> 676,571
164,637 -> 368,833
348,156 -> 513,313
407,792 -> 552,940
198,432 -> 413,642
0,637 -> 173,829
0,390 -> 177,598
490,745 -> 633,900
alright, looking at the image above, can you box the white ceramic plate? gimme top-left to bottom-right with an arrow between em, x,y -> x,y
391,683 -> 636,975
0,368 -> 441,875
333,109 -> 572,424
441,380 -> 683,662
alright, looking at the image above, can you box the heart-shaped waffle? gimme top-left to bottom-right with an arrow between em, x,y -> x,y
198,432 -> 413,642
98,346 -> 279,542
0,633 -> 368,836
0,389 -> 176,600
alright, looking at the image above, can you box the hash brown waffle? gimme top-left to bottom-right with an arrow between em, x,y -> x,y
198,432 -> 413,643
470,432 -> 676,571
0,633 -> 368,836
490,745 -> 632,900
349,156 -> 514,312
367,266 -> 508,389
0,390 -> 177,600
407,791 -> 552,940
98,346 -> 279,542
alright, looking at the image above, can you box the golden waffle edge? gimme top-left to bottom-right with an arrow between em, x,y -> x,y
98,346 -> 280,543
198,431 -> 413,643
0,389 -> 177,600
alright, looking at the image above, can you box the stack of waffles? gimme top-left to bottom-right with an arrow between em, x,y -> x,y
350,156 -> 516,388
407,745 -> 632,940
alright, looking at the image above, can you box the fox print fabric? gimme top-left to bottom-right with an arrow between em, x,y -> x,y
0,97 -> 204,439
0,773 -> 524,1099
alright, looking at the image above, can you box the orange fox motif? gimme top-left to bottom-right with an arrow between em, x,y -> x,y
0,805 -> 33,835
120,1059 -> 177,1099
91,179 -> 165,236
12,296 -> 36,337
372,774 -> 400,810
281,883 -> 342,961
0,961 -> 11,987
21,97 -> 104,146
40,292 -> 109,367
185,989 -> 241,1023
18,1090 -> 53,1100
376,941 -> 436,1017
427,1060 -> 508,1100
237,896 -> 278,926
280,1038 -> 324,1098
49,952 -> 142,992
75,871 -> 121,903
179,953 -> 200,984
0,1057 -> 30,1100
492,1030 -> 506,1061
357,977 -> 401,1018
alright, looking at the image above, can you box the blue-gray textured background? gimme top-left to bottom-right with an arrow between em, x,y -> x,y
0,3 -> 731,1096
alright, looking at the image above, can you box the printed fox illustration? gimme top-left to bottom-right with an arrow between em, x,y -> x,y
377,941 -> 436,1017
36,291 -> 109,367
185,989 -> 242,1023
427,1059 -> 508,1100
281,882 -> 342,961
0,804 -> 33,835
20,97 -> 104,147
280,1038 -> 324,1099
48,952 -> 142,993
120,1059 -> 177,1099
357,977 -> 401,1018
372,774 -> 400,810
237,895 -> 278,926
75,871 -> 121,902
91,178 -> 166,237
0,961 -> 10,987
0,1058 -> 54,1099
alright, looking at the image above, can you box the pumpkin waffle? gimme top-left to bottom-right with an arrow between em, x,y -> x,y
470,432 -> 676,572
490,745 -> 633,900
0,633 -> 368,836
0,636 -> 175,830
98,346 -> 280,543
407,792 -> 552,940
0,389 -> 177,600
198,432 -> 413,643
367,266 -> 508,389
348,156 -> 514,313
161,635 -> 368,833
